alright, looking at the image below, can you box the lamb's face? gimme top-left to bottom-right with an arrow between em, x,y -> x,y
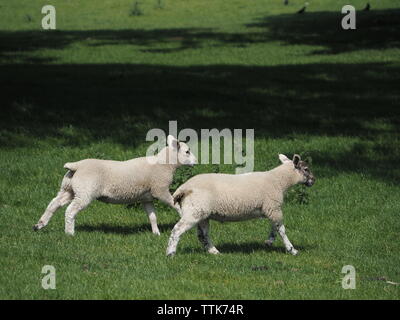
279,154 -> 315,187
167,135 -> 197,166
177,141 -> 197,167
295,159 -> 315,187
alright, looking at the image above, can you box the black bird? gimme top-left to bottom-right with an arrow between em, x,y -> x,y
297,2 -> 309,14
284,0 -> 289,5
363,2 -> 371,11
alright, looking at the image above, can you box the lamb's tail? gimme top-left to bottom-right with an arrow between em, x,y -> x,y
173,188 -> 193,207
63,161 -> 79,172
61,162 -> 78,191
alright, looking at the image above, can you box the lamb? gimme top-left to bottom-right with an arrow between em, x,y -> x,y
166,154 -> 315,256
33,135 -> 197,236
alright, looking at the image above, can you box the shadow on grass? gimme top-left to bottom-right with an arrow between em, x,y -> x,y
1,9 -> 399,60
182,242 -> 312,255
77,222 -> 175,235
217,242 -> 311,254
1,63 -> 399,143
1,9 -> 399,184
247,9 -> 400,54
0,28 -> 213,63
1,62 -> 399,183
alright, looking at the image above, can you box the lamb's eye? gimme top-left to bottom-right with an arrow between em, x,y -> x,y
186,150 -> 190,155
304,168 -> 309,172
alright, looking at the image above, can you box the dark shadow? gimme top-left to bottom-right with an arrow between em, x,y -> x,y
77,222 -> 175,235
216,242 -> 311,254
1,62 -> 399,142
1,62 -> 399,183
1,9 -> 400,183
0,28 -> 215,63
247,9 -> 400,54
1,9 -> 399,62
181,242 -> 311,254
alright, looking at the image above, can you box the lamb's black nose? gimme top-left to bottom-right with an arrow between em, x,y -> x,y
306,177 -> 315,187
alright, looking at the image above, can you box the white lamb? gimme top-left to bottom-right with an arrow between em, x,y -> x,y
166,154 -> 315,256
33,135 -> 197,236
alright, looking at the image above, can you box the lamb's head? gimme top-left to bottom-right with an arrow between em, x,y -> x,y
279,154 -> 315,187
167,135 -> 197,167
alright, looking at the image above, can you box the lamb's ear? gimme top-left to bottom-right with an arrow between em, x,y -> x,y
279,154 -> 291,164
167,135 -> 179,150
293,154 -> 301,168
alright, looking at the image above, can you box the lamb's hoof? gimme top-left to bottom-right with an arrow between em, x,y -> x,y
65,231 -> 75,236
153,230 -> 161,236
265,239 -> 274,247
289,248 -> 298,256
166,251 -> 176,257
33,223 -> 43,231
208,247 -> 220,255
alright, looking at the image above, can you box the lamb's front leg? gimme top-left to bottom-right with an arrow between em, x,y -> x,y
265,223 -> 277,247
142,202 -> 160,235
268,209 -> 298,255
276,223 -> 298,255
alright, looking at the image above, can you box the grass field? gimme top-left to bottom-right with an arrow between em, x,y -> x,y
1,0 -> 400,299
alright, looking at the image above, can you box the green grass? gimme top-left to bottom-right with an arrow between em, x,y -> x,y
1,0 -> 400,299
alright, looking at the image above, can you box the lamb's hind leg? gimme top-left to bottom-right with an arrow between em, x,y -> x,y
197,219 -> 219,254
166,217 -> 198,256
142,202 -> 160,235
64,197 -> 91,236
33,190 -> 73,231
